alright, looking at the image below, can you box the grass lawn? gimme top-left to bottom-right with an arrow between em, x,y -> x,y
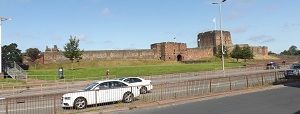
27,59 -> 246,81
0,78 -> 26,87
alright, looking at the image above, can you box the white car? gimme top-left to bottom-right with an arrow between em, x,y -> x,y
61,80 -> 140,109
119,77 -> 153,94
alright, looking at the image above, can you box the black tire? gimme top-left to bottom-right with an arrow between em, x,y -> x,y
73,97 -> 87,109
140,86 -> 148,94
122,92 -> 134,103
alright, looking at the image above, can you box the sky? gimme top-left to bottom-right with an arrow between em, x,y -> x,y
0,0 -> 299,53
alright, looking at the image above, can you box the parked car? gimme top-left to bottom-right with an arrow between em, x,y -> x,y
119,77 -> 153,94
266,62 -> 280,70
284,63 -> 300,79
61,80 -> 140,109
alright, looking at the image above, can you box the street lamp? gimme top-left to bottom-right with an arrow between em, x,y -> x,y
0,17 -> 11,74
212,0 -> 226,71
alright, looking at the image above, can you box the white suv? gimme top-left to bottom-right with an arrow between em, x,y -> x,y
61,80 -> 140,109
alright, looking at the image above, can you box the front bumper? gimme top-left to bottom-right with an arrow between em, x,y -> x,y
61,97 -> 73,107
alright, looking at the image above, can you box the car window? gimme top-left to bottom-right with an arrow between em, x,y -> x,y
131,78 -> 142,83
123,79 -> 130,83
292,64 -> 300,69
110,81 -> 128,88
83,83 -> 98,91
96,82 -> 110,90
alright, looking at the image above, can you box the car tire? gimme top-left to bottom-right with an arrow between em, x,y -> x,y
74,97 -> 87,109
122,92 -> 134,103
140,86 -> 147,94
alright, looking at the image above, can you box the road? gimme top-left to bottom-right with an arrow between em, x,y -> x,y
0,71 -> 282,114
116,83 -> 300,114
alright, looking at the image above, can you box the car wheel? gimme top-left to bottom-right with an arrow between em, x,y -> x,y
140,86 -> 147,94
74,97 -> 87,109
123,92 -> 134,103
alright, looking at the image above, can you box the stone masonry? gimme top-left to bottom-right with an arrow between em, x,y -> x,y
42,30 -> 268,64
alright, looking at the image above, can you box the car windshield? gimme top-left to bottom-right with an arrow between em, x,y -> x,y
119,78 -> 125,81
83,83 -> 98,91
291,64 -> 300,69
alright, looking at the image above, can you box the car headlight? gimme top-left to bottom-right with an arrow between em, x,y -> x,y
64,97 -> 71,100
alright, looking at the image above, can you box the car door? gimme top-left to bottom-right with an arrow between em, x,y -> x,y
95,82 -> 111,103
108,81 -> 129,101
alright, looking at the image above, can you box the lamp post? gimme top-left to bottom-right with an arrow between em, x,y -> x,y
212,0 -> 226,71
0,17 -> 11,74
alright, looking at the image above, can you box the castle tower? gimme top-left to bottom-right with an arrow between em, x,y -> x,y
197,30 -> 233,54
151,42 -> 187,61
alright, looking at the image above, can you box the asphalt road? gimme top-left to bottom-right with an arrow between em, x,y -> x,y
116,83 -> 300,114
0,72 -> 280,114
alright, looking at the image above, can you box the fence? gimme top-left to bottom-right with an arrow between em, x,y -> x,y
0,65 -> 286,92
0,70 -> 288,114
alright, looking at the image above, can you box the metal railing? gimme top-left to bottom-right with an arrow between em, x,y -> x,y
5,62 -> 27,80
0,71 -> 290,114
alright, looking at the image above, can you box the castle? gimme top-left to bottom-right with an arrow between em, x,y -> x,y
42,30 -> 268,64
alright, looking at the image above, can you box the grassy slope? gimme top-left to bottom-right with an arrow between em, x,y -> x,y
27,59 -> 246,80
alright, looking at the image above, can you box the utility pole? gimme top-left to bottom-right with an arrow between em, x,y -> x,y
212,0 -> 227,71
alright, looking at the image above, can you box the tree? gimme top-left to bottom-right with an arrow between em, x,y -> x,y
26,48 -> 41,63
25,48 -> 41,69
241,46 -> 254,61
280,45 -> 299,55
63,36 -> 83,63
2,43 -> 23,70
288,45 -> 298,55
216,45 -> 229,59
230,45 -> 242,62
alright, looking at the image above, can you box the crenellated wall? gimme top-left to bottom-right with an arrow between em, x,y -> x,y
44,49 -> 157,64
42,30 -> 268,64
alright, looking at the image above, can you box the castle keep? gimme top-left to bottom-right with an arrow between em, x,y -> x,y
42,30 -> 268,64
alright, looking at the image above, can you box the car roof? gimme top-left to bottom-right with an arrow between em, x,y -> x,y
121,77 -> 142,79
95,80 -> 127,84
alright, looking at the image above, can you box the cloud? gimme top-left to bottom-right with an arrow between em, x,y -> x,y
101,8 -> 111,16
282,23 -> 300,30
231,26 -> 248,34
248,35 -> 275,44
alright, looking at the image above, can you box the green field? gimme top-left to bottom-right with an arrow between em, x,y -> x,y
26,59 -> 246,81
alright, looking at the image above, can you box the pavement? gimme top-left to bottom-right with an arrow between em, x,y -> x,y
114,83 -> 300,114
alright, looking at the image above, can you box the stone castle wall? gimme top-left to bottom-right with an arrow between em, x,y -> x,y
186,48 -> 214,60
197,31 -> 233,49
43,30 -> 268,63
151,42 -> 187,61
235,44 -> 268,57
44,49 -> 157,64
